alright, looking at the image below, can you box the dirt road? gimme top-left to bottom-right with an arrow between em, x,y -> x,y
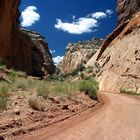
20,92 -> 140,140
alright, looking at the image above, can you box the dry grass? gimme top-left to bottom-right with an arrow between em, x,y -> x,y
36,81 -> 49,99
16,79 -> 30,90
0,65 -> 99,113
0,83 -> 9,111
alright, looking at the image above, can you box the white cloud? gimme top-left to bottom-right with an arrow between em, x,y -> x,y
91,12 -> 107,19
55,17 -> 98,35
55,10 -> 113,35
53,56 -> 64,64
21,6 -> 40,27
106,10 -> 113,16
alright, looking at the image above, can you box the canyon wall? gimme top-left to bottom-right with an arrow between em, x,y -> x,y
60,38 -> 102,73
0,0 -> 55,77
91,0 -> 140,92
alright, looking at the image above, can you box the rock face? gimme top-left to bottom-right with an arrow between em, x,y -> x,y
60,38 -> 102,73
0,0 -> 55,77
90,0 -> 140,92
21,29 -> 55,76
117,0 -> 140,25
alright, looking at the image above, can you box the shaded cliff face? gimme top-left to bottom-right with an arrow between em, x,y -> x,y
0,0 -> 23,67
60,38 -> 102,74
117,0 -> 140,25
0,0 -> 55,77
21,29 -> 55,76
90,0 -> 140,92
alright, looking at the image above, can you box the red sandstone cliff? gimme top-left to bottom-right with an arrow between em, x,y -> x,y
60,38 -> 102,74
0,0 -> 55,77
88,0 -> 140,92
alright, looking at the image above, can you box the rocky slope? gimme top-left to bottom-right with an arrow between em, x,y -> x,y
88,0 -> 140,92
0,0 -> 55,77
60,38 -> 102,74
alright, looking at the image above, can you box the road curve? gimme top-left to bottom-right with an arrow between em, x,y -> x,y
21,92 -> 140,140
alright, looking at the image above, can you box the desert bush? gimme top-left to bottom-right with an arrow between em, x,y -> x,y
85,66 -> 93,73
0,83 -> 9,111
37,81 -> 49,99
27,78 -> 38,88
16,78 -> 30,90
120,87 -> 139,95
52,82 -> 76,94
120,88 -> 126,93
79,79 -> 99,100
51,82 -> 77,100
53,84 -> 67,94
45,74 -> 66,82
0,83 -> 9,94
71,69 -> 79,76
8,69 -> 19,82
28,96 -> 45,111
0,97 -> 7,111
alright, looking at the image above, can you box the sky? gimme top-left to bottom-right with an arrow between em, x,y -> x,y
19,0 -> 117,64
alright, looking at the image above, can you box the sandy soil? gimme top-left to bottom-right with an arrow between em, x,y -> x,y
0,90 -> 97,140
18,92 -> 140,140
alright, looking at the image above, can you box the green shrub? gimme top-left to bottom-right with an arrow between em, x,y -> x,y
51,82 -> 78,100
79,79 -> 99,100
120,87 -> 139,95
52,82 -> 75,94
0,83 -> 9,95
71,69 -> 79,76
0,83 -> 9,111
8,69 -> 18,82
120,88 -> 126,93
0,97 -> 7,111
37,81 -> 49,99
28,96 -> 45,111
27,78 -> 37,88
86,66 -> 93,73
53,84 -> 66,94
16,79 -> 30,90
45,74 -> 65,82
